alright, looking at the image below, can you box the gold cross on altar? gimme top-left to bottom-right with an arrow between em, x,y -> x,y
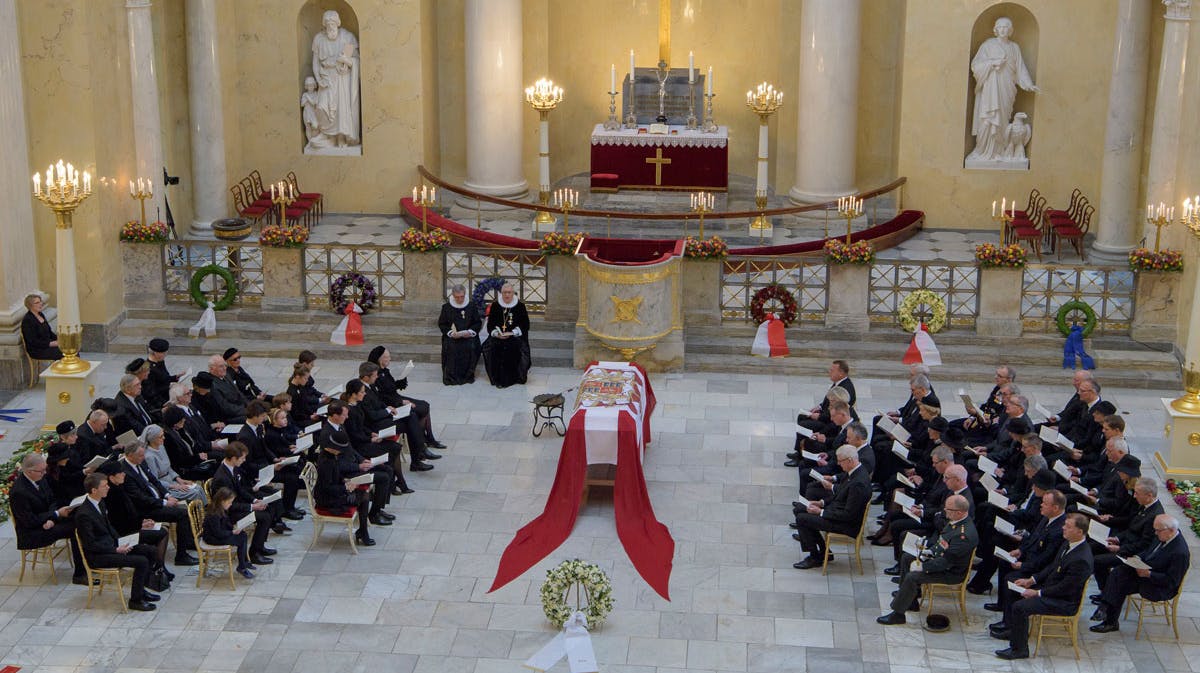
645,148 -> 672,186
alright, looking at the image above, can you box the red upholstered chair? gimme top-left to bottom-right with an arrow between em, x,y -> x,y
1012,188 -> 1041,220
1053,203 -> 1093,261
1011,194 -> 1047,260
287,171 -> 324,217
230,184 -> 269,224
591,173 -> 620,192
240,177 -> 272,209
1044,188 -> 1083,222
248,169 -> 273,203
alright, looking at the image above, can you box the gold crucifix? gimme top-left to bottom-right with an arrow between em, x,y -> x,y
659,0 -> 671,66
645,148 -> 672,186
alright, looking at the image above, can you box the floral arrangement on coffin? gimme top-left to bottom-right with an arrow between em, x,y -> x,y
823,239 -> 875,265
1128,248 -> 1184,273
119,219 -> 170,243
1165,480 -> 1200,537
683,235 -> 729,259
258,223 -> 309,248
975,242 -> 1027,269
399,228 -> 452,252
539,232 -> 584,255
0,431 -> 59,522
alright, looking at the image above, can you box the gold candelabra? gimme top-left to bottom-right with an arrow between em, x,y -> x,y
747,81 -> 782,235
412,184 -> 437,233
838,196 -> 863,244
745,81 -> 783,115
526,78 -> 563,228
270,180 -> 296,226
751,189 -> 770,235
128,177 -> 152,227
691,191 -> 715,239
554,187 -> 578,235
1146,201 -> 1176,251
1170,195 -> 1200,413
32,160 -> 93,374
991,197 -> 1015,245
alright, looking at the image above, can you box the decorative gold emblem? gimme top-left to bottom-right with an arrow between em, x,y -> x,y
610,295 -> 644,324
58,392 -> 71,404
88,385 -> 95,397
1189,432 -> 1200,446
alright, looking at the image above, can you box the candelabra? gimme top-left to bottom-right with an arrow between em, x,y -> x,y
838,196 -> 863,244
691,191 -> 715,239
526,78 -> 564,227
751,189 -> 770,233
746,81 -> 783,233
412,184 -> 437,233
686,80 -> 698,130
32,160 -> 93,374
1170,195 -> 1200,414
270,180 -> 296,226
1185,196 -> 1200,233
702,92 -> 718,133
1146,202 -> 1176,251
554,188 -> 579,235
128,177 -> 152,227
604,89 -> 621,131
991,198 -> 1015,245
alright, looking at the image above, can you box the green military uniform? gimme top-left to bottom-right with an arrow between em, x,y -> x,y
890,515 -> 979,614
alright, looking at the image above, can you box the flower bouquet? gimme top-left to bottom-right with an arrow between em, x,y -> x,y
399,228 -> 452,252
258,223 -> 309,248
1128,248 -> 1183,273
975,242 -> 1027,269
684,235 -> 729,259
823,239 -> 875,265
119,220 -> 170,243
539,232 -> 583,255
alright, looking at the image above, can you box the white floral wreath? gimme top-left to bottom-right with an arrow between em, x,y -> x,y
897,289 -> 948,334
539,559 -> 614,629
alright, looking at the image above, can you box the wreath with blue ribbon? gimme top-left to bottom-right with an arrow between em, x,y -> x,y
471,277 -> 507,314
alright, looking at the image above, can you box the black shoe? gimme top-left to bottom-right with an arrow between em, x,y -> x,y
786,452 -> 800,460
283,509 -> 305,521
162,568 -> 176,581
789,522 -> 799,529
966,583 -> 992,596
376,510 -> 396,521
1089,593 -> 1101,600
174,555 -> 199,567
793,556 -> 823,570
128,600 -> 156,612
891,576 -> 901,584
272,522 -> 293,534
1090,596 -> 1102,604
258,546 -> 277,556
411,462 -> 434,471
990,628 -> 1012,640
237,568 -> 255,579
142,591 -> 161,602
427,440 -> 447,449
369,515 -> 393,526
870,537 -> 893,547
884,564 -> 902,576
784,460 -> 800,468
250,554 -> 274,565
423,451 -> 442,460
72,576 -> 98,586
984,602 -> 1003,612
988,620 -> 1008,631
1090,607 -> 1107,622
356,534 -> 377,547
877,612 -> 906,625
994,647 -> 1028,660
906,598 -> 920,612
1089,622 -> 1119,633
392,486 -> 414,496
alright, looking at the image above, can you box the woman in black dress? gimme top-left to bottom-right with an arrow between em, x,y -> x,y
313,432 -> 374,545
20,294 -> 62,360
482,283 -> 531,388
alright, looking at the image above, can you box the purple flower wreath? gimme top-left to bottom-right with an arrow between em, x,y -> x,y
329,272 -> 377,315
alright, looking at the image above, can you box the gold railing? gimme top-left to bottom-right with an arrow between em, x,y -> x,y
1021,265 -> 1134,335
162,241 -> 263,306
303,244 -> 406,309
444,248 -> 547,314
721,257 -> 828,324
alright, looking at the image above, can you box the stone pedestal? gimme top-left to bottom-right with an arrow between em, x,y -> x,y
544,255 -> 578,323
42,361 -> 103,429
682,259 -> 722,326
261,247 -> 305,311
1158,398 -> 1200,479
121,243 -> 166,309
403,252 -> 446,316
976,267 -> 1024,336
824,264 -> 869,331
573,326 -> 684,373
1131,271 -> 1181,343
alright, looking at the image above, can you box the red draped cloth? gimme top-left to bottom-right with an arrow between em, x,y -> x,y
488,362 -> 673,599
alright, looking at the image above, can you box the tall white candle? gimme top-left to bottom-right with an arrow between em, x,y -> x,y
630,50 -> 635,82
611,64 -> 616,92
688,51 -> 694,83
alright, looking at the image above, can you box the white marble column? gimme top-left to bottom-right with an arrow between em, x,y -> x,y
463,0 -> 528,206
127,0 -> 166,220
186,0 -> 228,236
789,0 -> 861,204
1092,0 -> 1153,260
1144,0 -> 1192,248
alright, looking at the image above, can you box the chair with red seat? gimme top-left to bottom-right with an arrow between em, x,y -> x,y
1053,203 -> 1094,261
1044,188 -> 1083,221
248,170 -> 273,203
230,184 -> 269,224
1011,194 -> 1048,260
1012,188 -> 1041,220
299,463 -> 361,554
240,176 -> 272,209
286,171 -> 323,217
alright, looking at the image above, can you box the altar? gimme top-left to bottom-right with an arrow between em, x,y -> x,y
590,124 -> 729,191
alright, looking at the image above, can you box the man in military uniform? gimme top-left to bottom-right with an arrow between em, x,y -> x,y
878,493 -> 978,625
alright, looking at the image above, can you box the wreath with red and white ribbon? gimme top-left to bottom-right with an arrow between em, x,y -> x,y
749,285 -> 798,327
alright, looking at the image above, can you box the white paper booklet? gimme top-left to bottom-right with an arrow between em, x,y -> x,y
234,512 -> 255,532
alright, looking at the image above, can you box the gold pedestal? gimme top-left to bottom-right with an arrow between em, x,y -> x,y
42,360 -> 102,430
1171,367 -> 1200,414
533,191 -> 557,231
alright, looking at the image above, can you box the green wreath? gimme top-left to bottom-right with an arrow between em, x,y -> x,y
188,264 -> 238,310
1055,300 -> 1096,338
897,290 -> 947,333
539,559 -> 615,629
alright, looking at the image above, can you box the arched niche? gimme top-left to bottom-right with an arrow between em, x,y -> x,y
963,3 -> 1039,169
297,0 -> 363,154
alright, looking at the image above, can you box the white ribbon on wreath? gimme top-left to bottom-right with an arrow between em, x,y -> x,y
523,611 -> 598,673
188,301 -> 217,338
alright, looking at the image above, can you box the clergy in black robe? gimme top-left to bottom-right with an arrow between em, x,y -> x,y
438,286 -> 482,385
482,283 -> 531,388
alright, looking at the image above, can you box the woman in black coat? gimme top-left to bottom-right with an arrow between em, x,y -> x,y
314,435 -> 373,545
20,294 -> 62,360
202,487 -> 254,578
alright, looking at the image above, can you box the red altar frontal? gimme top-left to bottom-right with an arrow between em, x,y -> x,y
589,124 -> 728,191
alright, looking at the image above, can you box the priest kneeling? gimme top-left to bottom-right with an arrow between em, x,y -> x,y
438,284 -> 481,385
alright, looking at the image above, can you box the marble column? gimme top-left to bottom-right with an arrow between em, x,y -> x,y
789,0 -> 861,204
1144,0 -> 1191,249
127,0 -> 166,220
1093,0 -> 1152,261
463,0 -> 528,208
0,0 -> 43,388
186,0 -> 228,236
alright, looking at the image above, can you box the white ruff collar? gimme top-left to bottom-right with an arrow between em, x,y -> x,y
448,296 -> 468,309
498,296 -> 518,309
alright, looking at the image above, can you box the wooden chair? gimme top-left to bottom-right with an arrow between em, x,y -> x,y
18,331 -> 53,389
8,505 -> 70,583
1012,188 -> 1042,220
299,462 -> 360,554
821,502 -> 871,575
286,171 -> 324,217
186,500 -> 237,590
248,170 -> 272,204
1030,583 -> 1088,659
1044,188 -> 1083,222
230,184 -> 269,224
1053,203 -> 1093,261
919,550 -> 976,626
73,531 -> 131,612
1010,194 -> 1048,260
1124,568 -> 1189,640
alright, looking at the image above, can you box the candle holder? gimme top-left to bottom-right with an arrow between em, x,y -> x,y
750,190 -> 770,232
32,160 -> 93,374
526,78 -> 564,228
129,178 -> 152,227
1184,197 -> 1200,233
624,78 -> 638,129
838,196 -> 864,244
992,209 -> 1014,245
604,90 -> 622,131
691,191 -> 715,239
1145,202 -> 1176,251
686,80 -> 698,130
702,92 -> 718,133
271,180 -> 296,227
747,82 -> 783,232
412,184 -> 437,233
554,188 -> 579,235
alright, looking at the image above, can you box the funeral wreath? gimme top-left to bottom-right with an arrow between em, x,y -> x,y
897,290 -> 947,334
749,285 -> 799,327
188,264 -> 238,310
1055,300 -> 1097,338
472,277 -> 507,314
539,559 -> 614,629
329,273 -> 377,315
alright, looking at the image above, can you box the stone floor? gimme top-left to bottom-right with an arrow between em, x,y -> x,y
0,354 -> 1192,672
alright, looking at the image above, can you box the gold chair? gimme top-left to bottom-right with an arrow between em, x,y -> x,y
73,531 -> 131,612
1124,569 -> 1189,640
9,505 -> 71,583
186,500 -> 237,590
1031,583 -> 1088,658
18,332 -> 53,389
300,463 -> 360,554
822,503 -> 871,575
919,550 -> 976,626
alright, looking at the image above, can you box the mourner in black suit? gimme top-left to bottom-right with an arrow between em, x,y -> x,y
75,411 -> 115,461
74,474 -> 160,611
992,513 -> 1094,660
210,442 -> 279,565
119,443 -> 198,566
878,494 -> 979,625
368,346 -> 447,448
791,446 -> 872,569
314,431 -> 375,545
202,486 -> 255,578
9,452 -> 86,581
1091,514 -> 1191,632
1090,476 -> 1164,590
205,356 -> 250,423
161,406 -> 216,481
983,486 -> 1067,616
224,348 -> 266,401
358,364 -> 435,468
143,338 -> 183,410
797,360 -> 856,434
113,375 -> 155,438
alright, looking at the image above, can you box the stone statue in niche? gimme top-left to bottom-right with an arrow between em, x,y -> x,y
300,77 -> 320,142
1002,112 -> 1031,162
965,17 -> 1038,169
304,9 -> 361,155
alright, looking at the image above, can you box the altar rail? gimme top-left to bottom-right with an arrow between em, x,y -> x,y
162,241 -> 265,306
444,248 -> 547,314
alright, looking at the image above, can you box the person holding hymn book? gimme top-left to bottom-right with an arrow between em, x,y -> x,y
439,284 -> 483,385
368,346 -> 446,450
161,406 -> 217,482
202,487 -> 256,579
287,364 -> 325,425
356,363 -> 437,467
10,452 -> 87,584
1090,514 -> 1190,632
482,282 -> 531,388
74,473 -> 162,611
93,460 -> 173,589
210,442 -> 279,566
144,338 -> 185,410
139,425 -> 205,504
315,430 -> 375,546
340,380 -> 412,501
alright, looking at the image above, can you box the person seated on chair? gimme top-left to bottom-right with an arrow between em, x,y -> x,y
1089,475 -> 1164,595
210,441 -> 279,566
118,441 -> 200,567
982,485 -> 1067,619
791,445 -> 871,570
205,357 -> 249,424
113,373 -> 156,438
43,421 -> 90,503
224,348 -> 267,402
263,405 -> 307,521
74,473 -> 162,611
877,493 -> 978,625
76,409 -> 116,462
368,345 -> 447,449
1090,514 -> 1190,633
991,512 -> 1094,659
286,364 -> 325,426
20,293 -> 62,360
357,364 -> 435,468
1040,370 -> 1094,436
202,487 -> 255,579
140,424 -> 206,504
788,399 -> 852,469
797,360 -> 856,436
161,406 -> 218,482
143,338 -> 184,411
883,464 -> 975,572
9,452 -> 87,584
314,430 -> 375,546
92,459 -> 173,589
954,366 -> 1014,443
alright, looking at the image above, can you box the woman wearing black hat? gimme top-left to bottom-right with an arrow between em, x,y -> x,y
45,422 -> 87,503
314,431 -> 374,546
367,346 -> 446,450
144,338 -> 184,410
